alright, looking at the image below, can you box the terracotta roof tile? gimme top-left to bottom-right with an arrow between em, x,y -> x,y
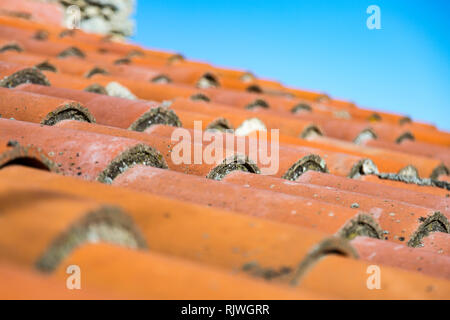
0,187 -> 146,272
15,84 -> 181,130
0,11 -> 449,299
299,254 -> 450,299
0,141 -> 57,171
419,232 -> 450,256
0,119 -> 168,182
111,165 -> 384,237
0,0 -> 63,25
0,87 -> 95,125
0,61 -> 49,87
222,171 -> 449,246
351,236 -> 450,279
360,175 -> 450,197
175,109 -> 235,132
54,243 -> 324,300
0,39 -> 22,53
296,170 -> 450,213
0,262 -> 115,299
41,70 -> 108,93
372,139 -> 446,170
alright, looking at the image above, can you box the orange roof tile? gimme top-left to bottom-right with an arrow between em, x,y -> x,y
0,87 -> 95,125
299,254 -> 450,299
0,118 -> 167,182
351,236 -> 450,280
112,165 -> 383,237
419,232 -> 450,256
54,243 -> 324,300
222,171 -> 449,246
0,140 -> 56,171
15,84 -> 181,130
0,187 -> 146,272
296,170 -> 450,213
0,0 -> 63,26
0,262 -> 115,299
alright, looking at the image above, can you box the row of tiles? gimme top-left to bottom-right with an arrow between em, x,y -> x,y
0,52 -> 448,164
1,121 -> 449,245
0,84 -> 448,184
1,118 -> 449,244
0,157 -> 449,299
0,46 -> 445,148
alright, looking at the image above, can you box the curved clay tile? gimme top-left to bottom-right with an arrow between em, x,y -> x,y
419,232 -> 450,256
0,50 -> 57,71
222,171 -> 449,245
112,165 -> 383,238
296,170 -> 450,214
54,243 -> 324,300
365,139 -> 450,172
41,70 -> 107,94
410,127 -> 450,147
15,84 -> 182,131
0,15 -> 62,33
0,87 -> 95,125
0,0 -> 63,25
0,39 -> 22,53
91,73 -> 195,101
0,262 -> 115,299
0,61 -> 49,88
298,254 -> 450,299
0,140 -> 57,171
309,117 -> 412,145
360,175 -> 449,197
14,54 -> 109,78
287,88 -> 331,103
175,110 -> 234,132
0,119 -> 167,183
351,236 -> 450,280
0,191 -> 146,272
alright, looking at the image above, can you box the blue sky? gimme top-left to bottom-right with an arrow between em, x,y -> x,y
132,0 -> 450,130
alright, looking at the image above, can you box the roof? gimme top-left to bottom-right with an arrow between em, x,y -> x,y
0,2 -> 449,300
